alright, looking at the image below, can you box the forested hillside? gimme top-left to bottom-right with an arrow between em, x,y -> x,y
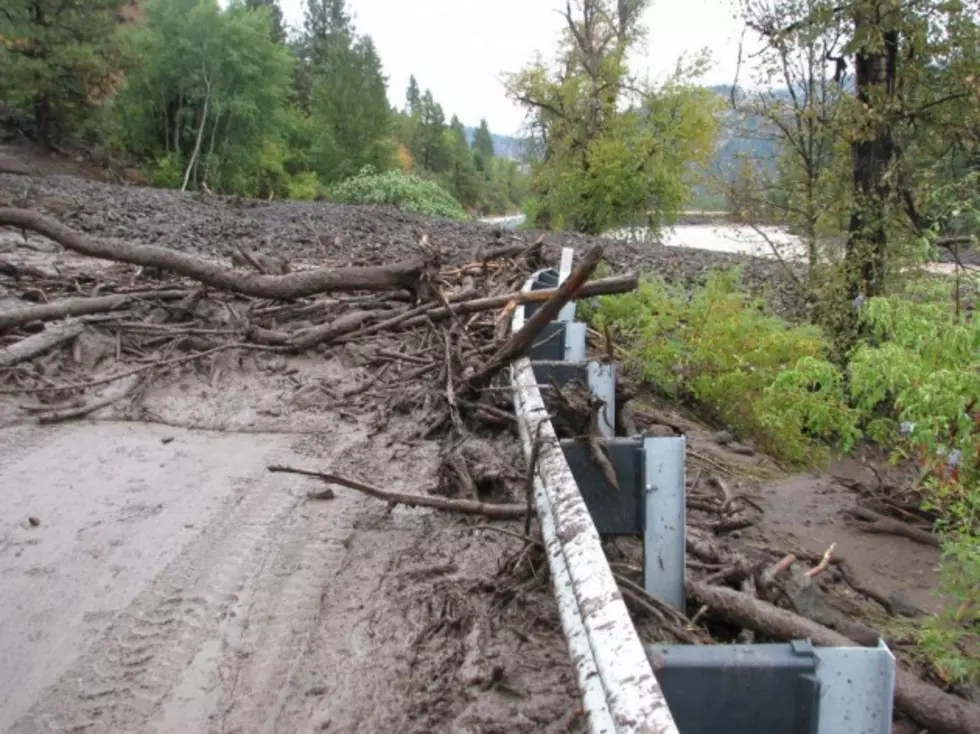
0,0 -> 528,217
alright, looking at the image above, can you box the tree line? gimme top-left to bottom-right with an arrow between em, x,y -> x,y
0,0 -> 528,215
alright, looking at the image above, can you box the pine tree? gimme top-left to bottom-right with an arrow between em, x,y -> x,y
304,0 -> 352,59
413,89 -> 450,173
472,118 -> 495,172
444,114 -> 481,209
0,0 -> 128,144
307,15 -> 392,181
406,75 -> 421,116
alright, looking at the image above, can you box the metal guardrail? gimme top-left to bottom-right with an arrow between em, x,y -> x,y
511,269 -> 681,734
510,251 -> 897,734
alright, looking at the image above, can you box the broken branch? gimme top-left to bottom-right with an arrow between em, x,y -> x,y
267,464 -> 528,519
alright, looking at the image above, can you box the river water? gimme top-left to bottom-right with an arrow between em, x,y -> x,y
479,215 -> 959,275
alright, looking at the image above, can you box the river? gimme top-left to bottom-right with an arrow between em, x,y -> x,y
479,214 -> 960,275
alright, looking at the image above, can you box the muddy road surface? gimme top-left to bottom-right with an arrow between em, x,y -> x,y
0,361 -> 581,734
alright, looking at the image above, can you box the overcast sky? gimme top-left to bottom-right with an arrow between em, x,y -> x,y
278,0 -> 757,136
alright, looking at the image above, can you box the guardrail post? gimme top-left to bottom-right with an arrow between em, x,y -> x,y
643,437 -> 686,613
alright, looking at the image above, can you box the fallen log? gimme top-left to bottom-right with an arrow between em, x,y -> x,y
410,272 -> 636,328
267,464 -> 527,518
687,579 -> 980,734
0,208 -> 427,298
35,375 -> 142,424
846,505 -> 941,547
0,322 -> 84,366
0,290 -> 191,334
464,244 -> 604,389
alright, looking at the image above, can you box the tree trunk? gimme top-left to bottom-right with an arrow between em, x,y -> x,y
181,73 -> 213,192
844,6 -> 898,301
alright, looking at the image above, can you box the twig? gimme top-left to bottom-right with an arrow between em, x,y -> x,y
805,542 -> 837,578
267,464 -> 528,519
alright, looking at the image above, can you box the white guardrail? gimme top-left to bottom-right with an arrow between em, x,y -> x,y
510,270 -> 680,734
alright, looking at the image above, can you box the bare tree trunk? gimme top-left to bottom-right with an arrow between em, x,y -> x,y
181,72 -> 213,193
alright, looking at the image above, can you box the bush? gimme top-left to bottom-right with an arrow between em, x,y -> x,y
589,268 -> 979,683
587,269 -> 856,464
288,171 -> 323,201
327,168 -> 469,220
149,152 -> 185,189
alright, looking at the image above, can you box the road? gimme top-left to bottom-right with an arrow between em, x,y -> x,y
0,362 -> 579,733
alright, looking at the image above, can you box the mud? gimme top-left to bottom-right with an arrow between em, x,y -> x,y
0,169 -> 808,315
0,355 -> 582,734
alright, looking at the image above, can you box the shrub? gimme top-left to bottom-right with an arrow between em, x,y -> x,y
588,268 -> 856,464
287,171 -> 323,201
326,167 -> 469,220
589,268 -> 979,682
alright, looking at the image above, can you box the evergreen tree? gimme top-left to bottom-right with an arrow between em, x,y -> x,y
444,114 -> 481,209
243,0 -> 285,44
406,75 -> 421,116
472,118 -> 495,171
307,15 -> 392,181
413,89 -> 449,173
304,0 -> 352,59
0,0 -> 128,144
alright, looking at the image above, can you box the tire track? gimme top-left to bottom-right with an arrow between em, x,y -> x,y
7,446 -> 309,734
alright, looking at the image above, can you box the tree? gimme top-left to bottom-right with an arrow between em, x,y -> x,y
405,74 -> 421,116
505,0 -> 719,235
115,0 -> 295,195
472,117 -> 494,171
412,89 -> 450,173
741,0 -> 980,320
0,0 -> 129,144
443,114 -> 481,209
243,0 -> 285,44
309,33 -> 392,182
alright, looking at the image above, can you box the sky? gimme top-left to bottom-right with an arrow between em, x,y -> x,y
278,0 -> 759,137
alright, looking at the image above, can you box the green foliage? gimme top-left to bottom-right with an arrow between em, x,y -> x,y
589,269 -> 852,463
3,0 -> 525,214
504,1 -> 720,235
594,267 -> 980,682
0,0 -> 130,143
471,118 -> 494,171
391,79 -> 530,215
287,170 -> 322,200
112,0 -> 295,194
326,168 -> 469,220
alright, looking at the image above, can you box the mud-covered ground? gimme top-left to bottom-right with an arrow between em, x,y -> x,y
0,170 -> 809,310
0,165 -> 946,733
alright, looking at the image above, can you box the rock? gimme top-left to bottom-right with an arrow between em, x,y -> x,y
644,424 -> 676,438
728,442 -> 756,456
888,591 -> 923,618
713,430 -> 734,446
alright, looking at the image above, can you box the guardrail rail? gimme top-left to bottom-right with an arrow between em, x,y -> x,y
509,249 -> 897,734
